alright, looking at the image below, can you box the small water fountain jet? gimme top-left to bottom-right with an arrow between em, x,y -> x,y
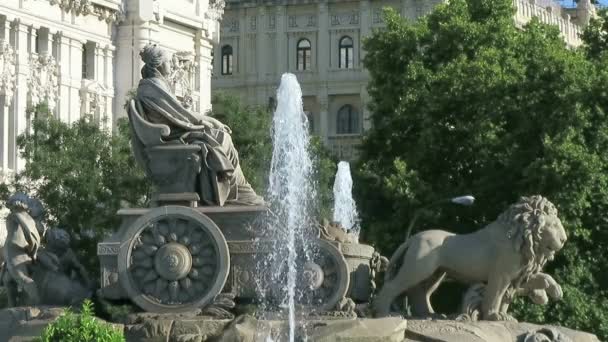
262,73 -> 316,342
332,161 -> 360,239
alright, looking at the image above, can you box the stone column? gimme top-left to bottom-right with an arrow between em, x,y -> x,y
196,30 -> 214,114
318,93 -> 329,143
360,0 -> 371,67
276,6 -> 287,74
56,32 -> 72,122
12,19 -> 30,171
256,6 -> 266,84
0,18 -> 13,171
318,2 -> 329,79
361,86 -> 371,131
69,37 -> 84,123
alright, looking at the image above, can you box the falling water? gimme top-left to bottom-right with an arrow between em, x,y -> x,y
264,73 -> 316,342
332,161 -> 360,238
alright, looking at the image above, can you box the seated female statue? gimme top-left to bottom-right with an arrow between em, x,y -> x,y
135,44 -> 264,206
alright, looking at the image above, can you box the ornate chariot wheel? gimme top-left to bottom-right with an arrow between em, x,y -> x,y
299,239 -> 350,311
118,206 -> 229,313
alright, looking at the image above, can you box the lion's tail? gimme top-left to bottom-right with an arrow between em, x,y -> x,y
384,238 -> 412,283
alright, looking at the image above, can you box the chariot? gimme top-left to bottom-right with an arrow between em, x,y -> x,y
97,100 -> 378,314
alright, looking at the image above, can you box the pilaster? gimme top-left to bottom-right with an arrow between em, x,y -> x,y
318,2 -> 329,79
12,19 -> 29,171
276,6 -> 287,74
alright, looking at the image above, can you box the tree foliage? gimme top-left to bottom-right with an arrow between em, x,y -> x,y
358,1 -> 608,338
4,107 -> 151,270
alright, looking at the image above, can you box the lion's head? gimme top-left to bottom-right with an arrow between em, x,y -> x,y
497,195 -> 567,275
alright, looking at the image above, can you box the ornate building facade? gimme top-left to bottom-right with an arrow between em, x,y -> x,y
211,0 -> 596,160
0,0 -> 224,175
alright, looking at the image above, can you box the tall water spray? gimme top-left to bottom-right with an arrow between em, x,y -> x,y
332,161 -> 360,237
264,73 -> 316,341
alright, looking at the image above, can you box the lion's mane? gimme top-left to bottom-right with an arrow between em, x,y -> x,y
497,195 -> 559,286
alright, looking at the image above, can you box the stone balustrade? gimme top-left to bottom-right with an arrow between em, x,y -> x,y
327,134 -> 362,161
514,0 -> 583,47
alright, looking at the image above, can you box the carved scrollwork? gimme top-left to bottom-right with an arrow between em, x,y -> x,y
0,40 -> 16,106
27,53 -> 59,111
206,0 -> 226,21
49,0 -> 124,23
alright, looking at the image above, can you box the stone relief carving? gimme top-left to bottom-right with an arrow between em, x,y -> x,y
152,0 -> 164,24
49,0 -> 124,23
331,12 -> 360,26
168,52 -> 197,109
206,0 -> 226,21
250,16 -> 257,31
80,81 -> 108,117
50,0 -> 93,16
0,40 -> 16,107
27,53 -> 59,111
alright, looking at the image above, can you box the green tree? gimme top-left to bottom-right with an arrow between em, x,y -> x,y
359,1 -> 608,338
5,109 -> 151,270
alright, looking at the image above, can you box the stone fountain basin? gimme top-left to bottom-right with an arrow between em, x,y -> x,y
0,307 -> 599,342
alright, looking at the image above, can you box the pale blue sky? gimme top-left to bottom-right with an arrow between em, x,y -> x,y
557,0 -> 608,7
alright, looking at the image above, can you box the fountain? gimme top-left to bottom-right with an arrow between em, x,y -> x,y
84,46 -> 601,342
332,161 -> 360,238
264,73 -> 317,341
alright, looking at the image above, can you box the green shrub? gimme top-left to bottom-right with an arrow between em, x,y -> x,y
37,300 -> 125,342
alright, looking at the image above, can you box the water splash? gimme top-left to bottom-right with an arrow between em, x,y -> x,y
332,161 -> 360,237
263,73 -> 316,342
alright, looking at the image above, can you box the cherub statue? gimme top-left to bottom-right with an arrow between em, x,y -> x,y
38,228 -> 92,288
32,227 -> 93,306
1,193 -> 46,306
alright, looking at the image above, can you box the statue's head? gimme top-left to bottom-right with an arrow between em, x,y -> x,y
6,192 -> 31,212
139,43 -> 172,78
498,195 -> 567,268
46,227 -> 71,253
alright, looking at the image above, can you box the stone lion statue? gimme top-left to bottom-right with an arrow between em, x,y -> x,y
373,195 -> 567,321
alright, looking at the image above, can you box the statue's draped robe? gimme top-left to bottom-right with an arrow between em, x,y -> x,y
3,211 -> 40,281
136,76 -> 262,206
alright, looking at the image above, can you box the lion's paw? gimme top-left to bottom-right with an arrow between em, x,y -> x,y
547,283 -> 563,300
485,312 -> 517,321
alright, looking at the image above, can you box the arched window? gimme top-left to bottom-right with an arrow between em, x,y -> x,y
221,45 -> 233,75
339,36 -> 354,69
297,39 -> 311,71
337,105 -> 359,134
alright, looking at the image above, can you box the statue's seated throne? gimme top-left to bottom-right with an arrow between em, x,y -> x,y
127,99 -> 201,207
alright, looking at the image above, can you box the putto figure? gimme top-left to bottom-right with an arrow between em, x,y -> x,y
1,193 -> 45,306
374,195 -> 567,321
135,43 -> 263,206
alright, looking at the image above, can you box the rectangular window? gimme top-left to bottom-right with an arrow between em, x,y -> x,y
82,42 -> 95,80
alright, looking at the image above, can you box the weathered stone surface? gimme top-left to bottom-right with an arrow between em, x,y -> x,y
0,308 -> 599,342
405,319 -> 600,342
310,317 -> 408,342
